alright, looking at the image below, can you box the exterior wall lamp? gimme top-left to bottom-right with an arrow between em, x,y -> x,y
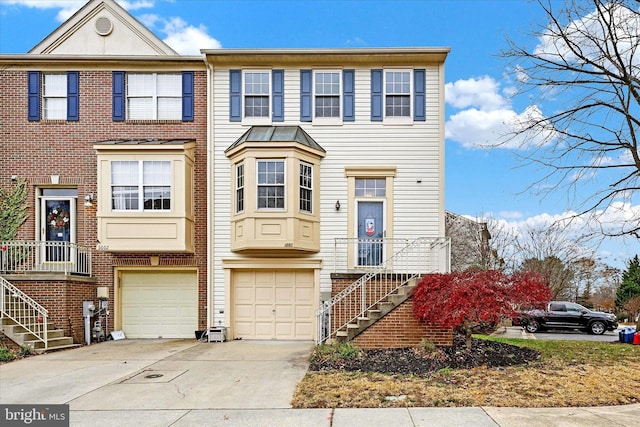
84,194 -> 94,207
335,200 -> 341,211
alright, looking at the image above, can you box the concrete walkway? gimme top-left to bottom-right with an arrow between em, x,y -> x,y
1,336 -> 638,426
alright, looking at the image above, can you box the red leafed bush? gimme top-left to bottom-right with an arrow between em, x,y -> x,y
413,270 -> 550,348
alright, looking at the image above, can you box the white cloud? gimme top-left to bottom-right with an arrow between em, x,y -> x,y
533,2 -> 640,74
445,76 -> 557,150
157,16 -> 221,54
445,76 -> 508,110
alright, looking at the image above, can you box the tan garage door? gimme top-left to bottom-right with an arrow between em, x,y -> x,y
233,270 -> 315,340
121,270 -> 197,338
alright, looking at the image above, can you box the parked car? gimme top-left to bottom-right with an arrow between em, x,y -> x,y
520,301 -> 618,335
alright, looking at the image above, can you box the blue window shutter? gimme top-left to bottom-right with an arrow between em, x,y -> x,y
112,71 -> 125,121
414,69 -> 426,121
371,69 -> 383,121
67,71 -> 79,121
343,69 -> 355,122
272,69 -> 284,122
300,69 -> 312,122
182,71 -> 194,122
28,71 -> 40,121
229,69 -> 242,122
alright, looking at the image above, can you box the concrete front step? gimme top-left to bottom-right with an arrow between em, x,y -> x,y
25,336 -> 74,350
11,329 -> 65,344
1,318 -> 76,353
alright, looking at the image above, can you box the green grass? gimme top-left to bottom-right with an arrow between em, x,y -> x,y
479,335 -> 640,364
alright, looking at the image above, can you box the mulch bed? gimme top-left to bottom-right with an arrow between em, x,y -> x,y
309,335 -> 541,376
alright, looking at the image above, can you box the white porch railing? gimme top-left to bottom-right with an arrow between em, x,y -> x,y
333,237 -> 450,273
317,237 -> 450,344
0,240 -> 92,276
0,276 -> 49,350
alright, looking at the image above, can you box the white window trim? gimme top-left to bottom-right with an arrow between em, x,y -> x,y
235,162 -> 244,214
313,69 -> 342,125
126,73 -> 181,121
256,159 -> 286,210
383,69 -> 413,124
43,73 -> 67,120
111,160 -> 172,212
242,70 -> 271,125
299,161 -> 313,214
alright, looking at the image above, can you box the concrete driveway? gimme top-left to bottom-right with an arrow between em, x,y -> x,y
0,338 -> 314,410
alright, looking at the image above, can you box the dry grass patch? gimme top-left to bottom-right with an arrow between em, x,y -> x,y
292,338 -> 640,408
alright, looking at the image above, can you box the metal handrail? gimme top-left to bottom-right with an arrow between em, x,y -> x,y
1,276 -> 48,350
0,240 -> 92,276
317,237 -> 450,344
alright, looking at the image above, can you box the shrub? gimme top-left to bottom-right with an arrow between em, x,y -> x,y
617,312 -> 630,322
311,341 -> 362,363
0,346 -> 17,363
19,345 -> 33,357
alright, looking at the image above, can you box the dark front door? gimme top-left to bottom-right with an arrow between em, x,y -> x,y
42,198 -> 73,262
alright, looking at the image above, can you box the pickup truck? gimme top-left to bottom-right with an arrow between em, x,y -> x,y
520,301 -> 618,335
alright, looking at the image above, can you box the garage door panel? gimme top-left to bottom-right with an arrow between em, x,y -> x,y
233,269 -> 315,340
255,304 -> 274,320
255,287 -> 274,302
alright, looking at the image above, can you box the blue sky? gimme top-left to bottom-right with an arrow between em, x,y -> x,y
1,0 -> 638,269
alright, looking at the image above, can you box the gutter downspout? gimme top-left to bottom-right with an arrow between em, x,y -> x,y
205,57 -> 214,332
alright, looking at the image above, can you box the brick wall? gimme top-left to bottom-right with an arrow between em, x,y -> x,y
352,297 -> 452,349
0,67 -> 209,337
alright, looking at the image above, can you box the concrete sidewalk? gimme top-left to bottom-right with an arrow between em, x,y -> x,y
1,336 -> 638,426
67,405 -> 640,426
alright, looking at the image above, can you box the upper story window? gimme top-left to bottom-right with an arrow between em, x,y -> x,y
300,69 -> 354,123
28,71 -> 79,122
314,71 -> 340,118
371,69 -> 425,122
244,72 -> 270,118
229,69 -> 284,123
385,70 -> 411,117
236,162 -> 244,213
257,160 -> 285,209
299,162 -> 313,213
43,74 -> 67,120
112,71 -> 194,122
127,73 -> 181,120
111,160 -> 171,211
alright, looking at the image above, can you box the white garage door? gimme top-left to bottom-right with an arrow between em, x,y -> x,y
121,271 -> 197,338
233,269 -> 315,340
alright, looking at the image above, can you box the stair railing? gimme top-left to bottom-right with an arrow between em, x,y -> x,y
317,237 -> 450,344
0,276 -> 48,350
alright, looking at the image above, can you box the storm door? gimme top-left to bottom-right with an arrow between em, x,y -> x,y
356,201 -> 384,267
40,189 -> 77,263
